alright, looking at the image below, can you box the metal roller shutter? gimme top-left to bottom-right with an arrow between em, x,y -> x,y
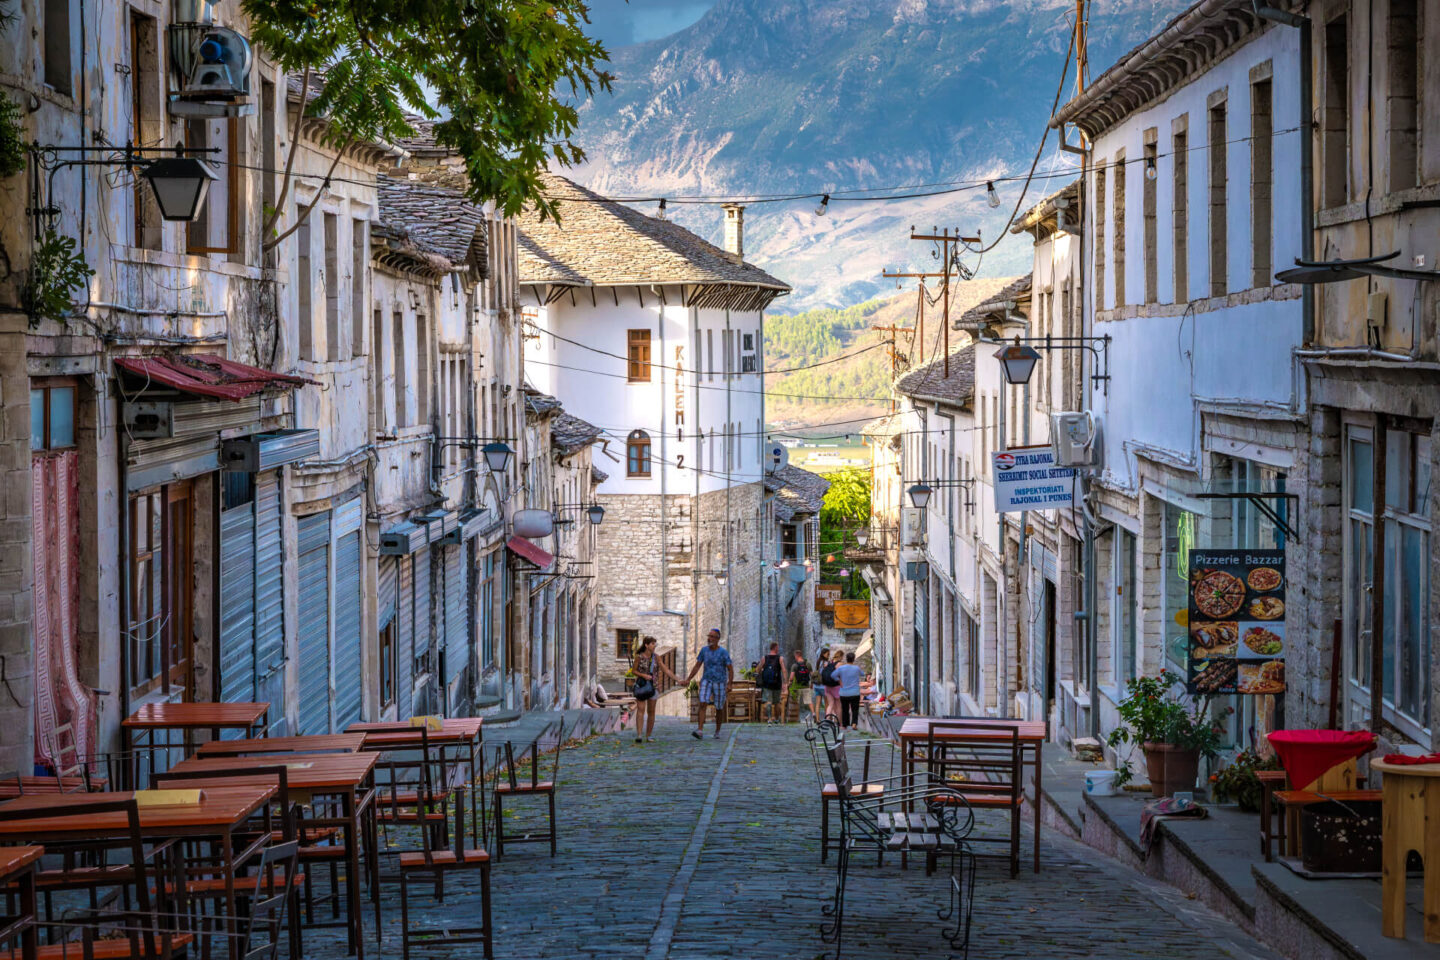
397,555 -> 413,718
332,497 -> 364,731
218,499 -> 255,709
254,474 -> 286,735
296,511 -> 332,734
444,544 -> 465,685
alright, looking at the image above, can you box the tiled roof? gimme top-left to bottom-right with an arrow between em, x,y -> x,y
517,173 -> 790,292
552,412 -> 602,455
956,276 -> 1031,328
765,464 -> 830,521
377,176 -> 487,272
895,344 -> 975,408
590,466 -> 608,485
1011,180 -> 1081,236
525,387 -> 562,418
861,414 -> 903,438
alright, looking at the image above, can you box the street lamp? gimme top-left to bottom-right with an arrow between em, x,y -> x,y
481,442 -> 513,473
586,504 -> 605,526
854,527 -> 870,547
714,571 -> 727,588
995,338 -> 1042,385
141,156 -> 220,221
907,483 -> 933,510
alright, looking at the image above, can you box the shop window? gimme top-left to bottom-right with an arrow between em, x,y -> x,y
626,429 -> 651,477
30,382 -> 76,450
627,329 -> 652,382
380,620 -> 397,708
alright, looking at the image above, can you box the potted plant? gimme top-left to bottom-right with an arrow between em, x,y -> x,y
1209,749 -> 1282,811
1107,670 -> 1229,797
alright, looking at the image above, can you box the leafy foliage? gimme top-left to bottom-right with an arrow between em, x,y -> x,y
1107,671 -> 1230,787
0,91 -> 24,179
23,230 -> 94,326
818,467 -> 871,601
1209,749 -> 1282,811
240,0 -> 613,219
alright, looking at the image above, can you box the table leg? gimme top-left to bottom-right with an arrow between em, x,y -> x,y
18,865 -> 36,960
1425,780 -> 1440,944
346,791 -> 364,960
222,830 -> 239,960
1032,742 -> 1042,873
1381,776 -> 1408,939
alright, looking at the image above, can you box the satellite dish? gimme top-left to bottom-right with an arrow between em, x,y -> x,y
765,440 -> 789,475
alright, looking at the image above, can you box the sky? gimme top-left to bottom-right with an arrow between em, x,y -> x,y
585,0 -> 717,50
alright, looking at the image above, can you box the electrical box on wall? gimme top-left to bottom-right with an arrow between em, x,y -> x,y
901,507 -> 924,546
1050,411 -> 1098,468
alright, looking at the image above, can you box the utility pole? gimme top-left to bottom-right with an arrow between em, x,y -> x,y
883,228 -> 980,378
870,319 -> 915,413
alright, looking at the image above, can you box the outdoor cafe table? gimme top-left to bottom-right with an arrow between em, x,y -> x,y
0,786 -> 275,960
168,752 -> 380,959
1372,757 -> 1440,944
0,845 -> 42,960
896,716 -> 1047,872
349,720 -> 484,835
195,733 -> 366,758
122,702 -> 271,785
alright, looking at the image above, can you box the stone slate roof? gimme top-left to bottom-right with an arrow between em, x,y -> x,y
765,464 -> 830,522
895,344 -> 975,408
551,412 -> 603,455
517,173 -> 790,292
1011,180 -> 1081,237
590,465 -> 608,485
377,176 -> 487,272
956,276 -> 1031,328
861,414 -> 903,438
524,387 -> 562,418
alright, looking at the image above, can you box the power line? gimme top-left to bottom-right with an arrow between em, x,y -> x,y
532,325 -> 886,375
524,357 -> 891,402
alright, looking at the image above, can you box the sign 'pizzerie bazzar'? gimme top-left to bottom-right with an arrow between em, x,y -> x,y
1186,548 -> 1286,696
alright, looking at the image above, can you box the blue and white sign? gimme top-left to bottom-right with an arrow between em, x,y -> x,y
992,446 -> 1077,513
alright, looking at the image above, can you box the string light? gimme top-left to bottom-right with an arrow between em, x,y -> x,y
986,181 -> 1001,209
655,198 -> 667,221
814,193 -> 829,216
1145,157 -> 1158,181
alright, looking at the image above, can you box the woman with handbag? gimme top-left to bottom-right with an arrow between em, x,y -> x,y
632,636 -> 679,743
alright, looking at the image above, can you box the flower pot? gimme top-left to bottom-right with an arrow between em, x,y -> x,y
1143,742 -> 1200,798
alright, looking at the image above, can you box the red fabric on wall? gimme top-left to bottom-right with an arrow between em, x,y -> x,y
1267,729 -> 1376,791
32,450 -> 94,772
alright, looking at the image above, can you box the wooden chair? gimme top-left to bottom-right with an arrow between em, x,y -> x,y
0,799 -> 194,960
491,721 -> 566,860
397,785 -> 492,960
923,722 -> 1025,878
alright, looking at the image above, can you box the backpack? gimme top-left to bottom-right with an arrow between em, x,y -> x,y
759,654 -> 783,689
821,660 -> 837,687
794,660 -> 812,686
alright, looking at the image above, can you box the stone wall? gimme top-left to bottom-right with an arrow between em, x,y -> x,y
0,321 -> 33,776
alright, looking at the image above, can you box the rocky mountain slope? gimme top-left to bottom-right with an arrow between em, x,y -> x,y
572,0 -> 1189,310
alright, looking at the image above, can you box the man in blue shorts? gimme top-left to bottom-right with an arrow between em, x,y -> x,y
685,628 -> 733,739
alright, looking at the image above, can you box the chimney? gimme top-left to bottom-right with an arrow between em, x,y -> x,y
722,203 -> 745,262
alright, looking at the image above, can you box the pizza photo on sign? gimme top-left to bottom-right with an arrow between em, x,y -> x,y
1191,569 -> 1246,619
1247,567 -> 1283,592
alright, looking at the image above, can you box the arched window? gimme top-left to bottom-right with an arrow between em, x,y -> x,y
626,430 -> 652,477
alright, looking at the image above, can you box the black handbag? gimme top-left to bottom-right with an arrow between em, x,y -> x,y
633,676 -> 656,700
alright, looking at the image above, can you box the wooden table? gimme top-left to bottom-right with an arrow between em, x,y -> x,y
1373,758 -> 1440,943
896,716 -> 1048,873
196,733 -> 365,758
122,702 -> 271,786
0,846 -> 42,960
168,753 -> 379,958
0,786 -> 274,960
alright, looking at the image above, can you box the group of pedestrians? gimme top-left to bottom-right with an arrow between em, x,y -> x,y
626,627 -> 868,740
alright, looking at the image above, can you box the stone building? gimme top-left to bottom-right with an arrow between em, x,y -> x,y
761,464 -> 830,659
516,174 -> 790,707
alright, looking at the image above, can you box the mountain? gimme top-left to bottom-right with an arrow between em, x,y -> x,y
572,0 -> 1190,311
764,276 -> 1017,433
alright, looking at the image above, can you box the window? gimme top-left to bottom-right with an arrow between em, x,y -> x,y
1387,0 -> 1419,192
962,608 -> 980,697
1208,97 -> 1228,297
1112,528 -> 1137,685
30,382 -> 76,450
1173,120 -> 1190,303
324,213 -> 341,360
392,309 -> 407,426
616,628 -> 638,660
1323,15 -> 1350,207
626,430 -> 651,477
127,483 -> 193,699
1143,134 -> 1158,303
1113,149 -> 1126,307
627,329 -> 652,382
185,118 -> 239,256
371,309 -> 385,430
1162,501 -> 1199,674
1251,76 -> 1273,288
706,329 -> 715,381
43,0 -> 72,94
379,620 -> 397,708
298,223 -> 314,360
723,328 -> 733,379
415,312 -> 430,423
351,219 -> 367,357
1093,161 -> 1106,312
741,332 -> 757,373
261,80 -> 276,263
480,553 -> 496,668
781,524 -> 799,561
129,11 -> 162,250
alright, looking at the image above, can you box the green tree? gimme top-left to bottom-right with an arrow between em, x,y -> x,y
242,0 -> 612,249
818,467 -> 871,600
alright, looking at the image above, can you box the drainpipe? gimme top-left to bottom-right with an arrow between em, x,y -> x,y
724,308 -> 733,643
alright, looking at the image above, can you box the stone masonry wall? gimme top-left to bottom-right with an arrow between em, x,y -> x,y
0,322 -> 33,776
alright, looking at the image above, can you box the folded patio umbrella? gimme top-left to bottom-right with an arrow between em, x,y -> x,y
1267,729 -> 1376,791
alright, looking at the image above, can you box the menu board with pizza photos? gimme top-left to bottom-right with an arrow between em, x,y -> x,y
1186,549 -> 1286,696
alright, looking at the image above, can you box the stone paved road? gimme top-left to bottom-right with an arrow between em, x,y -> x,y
303,719 -> 1280,959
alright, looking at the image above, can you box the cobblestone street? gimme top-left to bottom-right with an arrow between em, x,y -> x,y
303,720 -> 1280,960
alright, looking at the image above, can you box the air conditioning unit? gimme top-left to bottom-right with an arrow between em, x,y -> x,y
1050,411 -> 1098,468
901,507 -> 925,546
169,23 -> 253,113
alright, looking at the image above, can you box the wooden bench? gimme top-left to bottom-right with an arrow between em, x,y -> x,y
1260,758 -> 1365,861
1270,788 -> 1382,864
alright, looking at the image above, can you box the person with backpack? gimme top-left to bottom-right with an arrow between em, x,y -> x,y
820,648 -> 842,721
790,648 -> 813,719
757,641 -> 788,725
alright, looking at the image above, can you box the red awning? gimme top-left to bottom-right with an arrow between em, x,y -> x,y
506,535 -> 554,572
114,354 -> 315,402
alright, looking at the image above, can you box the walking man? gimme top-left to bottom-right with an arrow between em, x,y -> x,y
835,651 -> 863,730
791,648 -> 814,720
757,641 -> 788,725
686,628 -> 733,740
